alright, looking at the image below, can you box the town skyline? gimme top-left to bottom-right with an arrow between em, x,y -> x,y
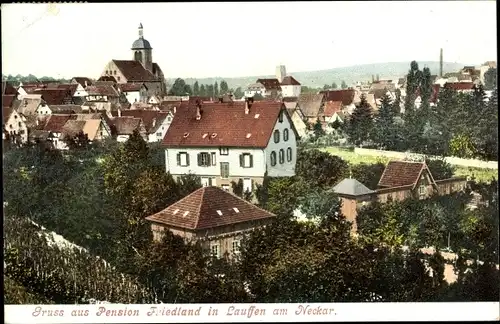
2,1 -> 497,79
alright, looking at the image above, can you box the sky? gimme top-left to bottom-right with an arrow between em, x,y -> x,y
1,1 -> 497,79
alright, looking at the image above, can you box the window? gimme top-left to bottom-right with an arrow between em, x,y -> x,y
113,70 -> 117,75
197,152 -> 211,166
167,117 -> 172,122
279,111 -> 283,123
243,178 -> 252,193
286,147 -> 292,162
18,122 -> 22,127
14,115 -> 17,119
232,240 -> 241,255
201,177 -> 210,187
177,152 -> 190,167
156,132 -> 162,136
211,152 -> 216,166
273,129 -> 280,143
283,128 -> 289,141
279,149 -> 285,164
222,184 -> 230,192
219,147 -> 229,155
240,153 -> 253,168
117,76 -> 121,82
210,242 -> 221,258
270,151 -> 277,166
220,162 -> 230,179
419,185 -> 426,196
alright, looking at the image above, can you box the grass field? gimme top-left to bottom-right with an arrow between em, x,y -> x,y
321,147 -> 498,183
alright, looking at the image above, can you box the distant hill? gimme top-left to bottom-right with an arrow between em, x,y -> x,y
167,61 -> 469,89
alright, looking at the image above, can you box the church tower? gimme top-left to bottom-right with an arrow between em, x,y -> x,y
131,23 -> 153,72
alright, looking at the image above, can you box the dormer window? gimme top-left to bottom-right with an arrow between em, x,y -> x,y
183,132 -> 189,138
211,133 -> 217,138
220,147 -> 229,155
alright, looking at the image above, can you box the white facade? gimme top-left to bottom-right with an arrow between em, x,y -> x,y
281,85 -> 301,98
36,102 -> 52,116
124,91 -> 141,104
147,114 -> 172,143
4,110 -> 28,143
17,87 -> 28,98
244,85 -> 266,98
117,135 -> 131,142
164,111 -> 297,181
73,84 -> 88,97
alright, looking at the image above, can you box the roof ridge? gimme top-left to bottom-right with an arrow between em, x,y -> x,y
193,186 -> 207,229
222,187 -> 276,216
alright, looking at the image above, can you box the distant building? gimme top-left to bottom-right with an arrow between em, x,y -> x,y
280,76 -> 301,98
275,65 -> 286,83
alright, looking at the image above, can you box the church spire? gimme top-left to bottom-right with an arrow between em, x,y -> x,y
138,23 -> 143,38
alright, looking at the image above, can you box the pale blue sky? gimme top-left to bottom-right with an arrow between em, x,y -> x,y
1,1 -> 497,79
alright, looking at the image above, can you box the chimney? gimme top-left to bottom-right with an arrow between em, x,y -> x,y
376,74 -> 380,82
117,109 -> 121,117
439,48 -> 443,77
152,118 -> 156,129
196,101 -> 202,120
84,81 -> 88,87
245,100 -> 250,114
173,106 -> 177,114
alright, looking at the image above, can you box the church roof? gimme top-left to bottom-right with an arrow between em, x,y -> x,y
131,37 -> 152,50
112,60 -> 159,82
332,178 -> 375,197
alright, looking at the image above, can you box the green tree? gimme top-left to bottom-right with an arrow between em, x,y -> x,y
253,93 -> 264,100
372,93 -> 397,149
449,133 -> 477,158
168,78 -> 192,96
425,158 -> 455,180
176,173 -> 202,198
331,82 -> 338,89
63,130 -> 91,150
220,80 -> 229,94
483,67 -> 497,90
341,80 -> 348,89
199,84 -> 206,96
404,61 -> 422,114
214,81 -> 219,97
323,84 -> 330,90
295,148 -> 349,189
234,87 -> 244,99
313,118 -> 325,139
266,177 -> 308,217
346,93 -> 374,146
193,81 -> 200,96
350,162 -> 386,190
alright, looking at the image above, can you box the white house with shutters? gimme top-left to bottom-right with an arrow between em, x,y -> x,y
162,99 -> 298,194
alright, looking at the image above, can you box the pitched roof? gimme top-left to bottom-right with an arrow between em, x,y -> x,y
43,114 -> 74,133
162,101 -> 285,148
112,60 -> 159,82
117,83 -> 145,92
34,89 -> 70,105
2,82 -> 18,96
86,85 -> 119,97
443,82 -> 474,91
72,77 -> 93,87
378,161 -> 434,189
282,96 -> 298,103
145,186 -> 276,230
324,101 -> 342,117
113,116 -> 142,135
298,93 -> 325,118
49,105 -> 83,114
2,95 -> 16,108
60,120 -> 87,138
369,88 -> 390,100
159,100 -> 186,113
333,178 -> 375,196
120,109 -> 168,133
256,78 -> 282,91
3,107 -> 13,123
50,83 -> 78,95
280,76 -> 301,86
29,129 -> 50,141
320,89 -> 355,106
97,76 -> 117,83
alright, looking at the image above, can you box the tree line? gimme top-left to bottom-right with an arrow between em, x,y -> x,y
4,132 -> 498,304
168,78 -> 244,98
343,61 -> 498,161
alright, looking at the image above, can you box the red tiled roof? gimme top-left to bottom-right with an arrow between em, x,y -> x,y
282,96 -> 298,102
378,161 -> 432,188
3,107 -> 13,123
34,89 -> 71,105
256,78 -> 282,91
3,95 -> 16,108
298,93 -> 325,118
145,186 -> 276,230
112,60 -> 159,82
162,101 -> 284,148
2,82 -> 18,96
117,83 -> 144,92
43,114 -> 74,133
444,82 -> 474,91
324,101 -> 342,117
431,84 -> 441,103
320,89 -> 355,106
86,85 -> 119,97
120,109 -> 168,133
113,116 -> 142,135
280,76 -> 301,86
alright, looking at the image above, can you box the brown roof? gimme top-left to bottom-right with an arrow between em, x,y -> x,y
320,89 -> 355,106
162,100 -> 286,148
280,76 -> 301,86
298,93 -> 325,118
113,116 -> 142,135
2,82 -> 18,96
145,186 -> 276,230
369,88 -> 390,100
3,107 -> 13,123
282,96 -> 298,103
112,60 -> 159,82
60,120 -> 87,138
324,101 -> 342,117
97,76 -> 117,83
49,105 -> 83,114
72,77 -> 93,87
120,109 -> 168,133
256,78 -> 282,91
34,89 -> 71,105
444,82 -> 474,91
3,95 -> 16,108
53,83 -> 79,95
43,114 -> 74,133
86,85 -> 119,97
117,83 -> 145,92
378,161 -> 435,189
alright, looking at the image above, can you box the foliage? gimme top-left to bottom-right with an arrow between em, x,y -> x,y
313,118 -> 325,139
253,92 -> 265,100
345,94 -> 374,146
168,78 -> 192,96
372,93 -> 398,150
4,276 -> 54,304
426,158 -> 455,180
449,133 -> 477,159
483,67 -> 497,90
350,162 -> 386,190
266,176 -> 308,217
295,148 -> 349,188
341,80 -> 348,89
176,173 -> 202,198
63,131 -> 91,150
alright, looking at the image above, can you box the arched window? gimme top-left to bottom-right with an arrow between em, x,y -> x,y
134,51 -> 143,62
279,149 -> 284,164
270,151 -> 277,166
283,128 -> 289,141
273,129 -> 280,143
287,147 -> 292,162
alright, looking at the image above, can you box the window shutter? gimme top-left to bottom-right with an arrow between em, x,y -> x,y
240,154 -> 244,167
207,153 -> 211,166
177,153 -> 181,166
197,153 -> 201,166
186,154 -> 190,166
249,154 -> 253,167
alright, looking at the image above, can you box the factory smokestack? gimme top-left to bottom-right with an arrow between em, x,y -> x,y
439,48 -> 443,77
